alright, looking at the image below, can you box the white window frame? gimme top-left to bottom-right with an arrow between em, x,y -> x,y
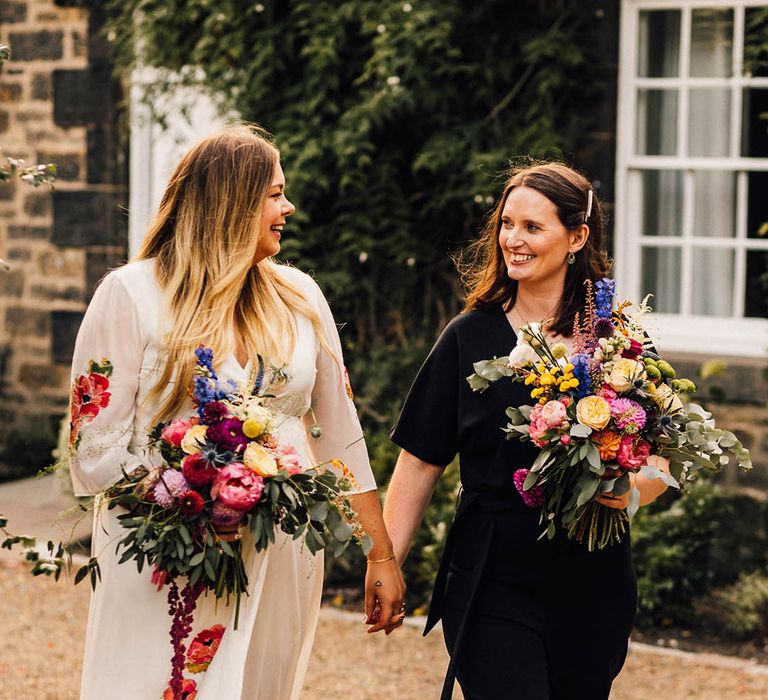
128,68 -> 232,257
616,0 -> 768,357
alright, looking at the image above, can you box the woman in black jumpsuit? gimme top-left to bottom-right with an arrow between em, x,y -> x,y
384,163 -> 669,700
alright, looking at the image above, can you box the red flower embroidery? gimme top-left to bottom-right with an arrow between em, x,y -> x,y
163,678 -> 197,699
343,367 -> 354,400
185,624 -> 226,674
69,359 -> 113,449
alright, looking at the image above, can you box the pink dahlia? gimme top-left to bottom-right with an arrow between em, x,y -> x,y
610,398 -> 647,433
153,469 -> 190,507
513,469 -> 545,508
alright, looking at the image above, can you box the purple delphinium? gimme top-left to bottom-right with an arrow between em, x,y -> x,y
513,469 -> 545,508
595,278 -> 615,319
571,353 -> 593,398
194,346 -> 218,380
206,417 -> 249,453
193,376 -> 217,407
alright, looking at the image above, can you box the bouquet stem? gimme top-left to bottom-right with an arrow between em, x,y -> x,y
564,502 -> 629,551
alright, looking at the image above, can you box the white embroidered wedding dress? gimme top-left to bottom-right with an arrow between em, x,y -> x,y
68,258 -> 375,699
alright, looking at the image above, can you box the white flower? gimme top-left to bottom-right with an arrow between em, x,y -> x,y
377,23 -> 386,33
508,343 -> 540,368
406,257 -> 415,266
359,251 -> 368,263
403,2 -> 413,11
386,75 -> 400,86
255,3 -> 265,12
474,194 -> 484,204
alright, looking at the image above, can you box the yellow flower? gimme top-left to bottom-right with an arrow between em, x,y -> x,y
576,396 -> 612,431
606,359 -> 646,393
181,424 -> 208,454
243,442 -> 279,477
524,374 -> 537,385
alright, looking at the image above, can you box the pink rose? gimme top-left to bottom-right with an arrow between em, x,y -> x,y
616,436 -> 651,470
274,444 -> 303,475
597,384 -> 617,402
211,463 -> 265,511
161,419 -> 193,447
540,400 -> 567,429
528,404 -> 549,448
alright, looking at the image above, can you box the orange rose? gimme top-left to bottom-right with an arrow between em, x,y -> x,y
592,430 -> 622,461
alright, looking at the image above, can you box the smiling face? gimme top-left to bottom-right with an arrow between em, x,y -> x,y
498,185 -> 588,289
253,162 -> 295,264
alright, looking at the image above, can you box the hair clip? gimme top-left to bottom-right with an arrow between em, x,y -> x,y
584,189 -> 593,223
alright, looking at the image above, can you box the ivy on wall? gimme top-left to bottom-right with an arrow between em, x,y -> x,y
107,1 -> 612,480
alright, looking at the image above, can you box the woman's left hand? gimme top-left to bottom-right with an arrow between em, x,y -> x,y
364,558 -> 407,635
597,455 -> 671,510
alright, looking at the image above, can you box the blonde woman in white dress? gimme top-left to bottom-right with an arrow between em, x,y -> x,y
69,125 -> 406,699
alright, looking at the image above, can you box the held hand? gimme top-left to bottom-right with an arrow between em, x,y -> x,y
596,470 -> 635,510
364,557 -> 407,635
597,456 -> 671,510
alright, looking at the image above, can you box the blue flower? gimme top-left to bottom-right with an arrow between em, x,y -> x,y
571,353 -> 593,398
193,375 -> 216,407
194,346 -> 218,380
594,278 -> 615,319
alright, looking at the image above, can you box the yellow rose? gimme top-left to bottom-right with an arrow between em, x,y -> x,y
606,359 -> 645,393
653,382 -> 684,415
242,404 -> 274,438
576,396 -> 612,431
180,424 -> 208,454
243,442 -> 279,477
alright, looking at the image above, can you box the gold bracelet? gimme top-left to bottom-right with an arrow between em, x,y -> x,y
367,554 -> 396,564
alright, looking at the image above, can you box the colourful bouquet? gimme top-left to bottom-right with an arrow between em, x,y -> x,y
84,347 -> 365,698
468,279 -> 752,551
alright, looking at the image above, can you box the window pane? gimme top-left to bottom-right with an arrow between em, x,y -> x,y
641,170 -> 683,237
745,250 -> 768,318
693,171 -> 736,238
748,172 -> 768,240
690,8 -> 734,78
638,10 -> 681,77
692,248 -> 734,316
642,247 -> 682,313
636,89 -> 678,156
688,88 -> 731,157
741,89 -> 768,158
744,7 -> 768,78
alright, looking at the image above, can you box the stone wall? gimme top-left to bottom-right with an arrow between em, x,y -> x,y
0,0 -> 127,433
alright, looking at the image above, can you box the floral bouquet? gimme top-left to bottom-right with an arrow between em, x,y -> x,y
82,347 -> 365,698
468,279 -> 752,551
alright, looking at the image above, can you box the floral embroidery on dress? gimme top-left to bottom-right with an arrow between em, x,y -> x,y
185,624 -> 226,674
163,678 -> 197,700
69,358 -> 113,449
343,366 -> 354,400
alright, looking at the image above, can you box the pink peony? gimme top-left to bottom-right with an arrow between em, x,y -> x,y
540,400 -> 568,429
153,469 -> 190,507
597,384 -> 618,402
616,436 -> 651,470
274,444 -> 303,475
211,463 -> 264,511
210,502 -> 245,528
610,398 -> 647,433
513,468 -> 545,508
160,419 -> 193,447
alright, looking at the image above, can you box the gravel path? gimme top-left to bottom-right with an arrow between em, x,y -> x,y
2,559 -> 767,699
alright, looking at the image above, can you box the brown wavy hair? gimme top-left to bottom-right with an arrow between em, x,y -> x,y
459,162 -> 612,337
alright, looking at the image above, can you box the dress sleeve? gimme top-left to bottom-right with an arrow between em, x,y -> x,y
68,273 -> 145,496
390,323 -> 459,467
302,282 -> 376,494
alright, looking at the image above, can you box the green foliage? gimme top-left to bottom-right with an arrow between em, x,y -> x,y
705,570 -> 768,639
632,481 -> 768,627
0,415 -> 58,482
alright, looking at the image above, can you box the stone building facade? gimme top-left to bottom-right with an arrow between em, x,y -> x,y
0,0 -> 127,437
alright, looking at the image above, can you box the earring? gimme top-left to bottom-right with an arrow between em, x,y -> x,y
567,251 -> 576,265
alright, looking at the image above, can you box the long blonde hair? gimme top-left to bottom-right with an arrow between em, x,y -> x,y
137,125 -> 325,422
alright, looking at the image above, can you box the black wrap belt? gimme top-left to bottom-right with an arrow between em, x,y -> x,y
424,488 -> 524,700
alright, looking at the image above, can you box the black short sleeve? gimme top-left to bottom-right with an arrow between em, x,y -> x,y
390,323 -> 459,467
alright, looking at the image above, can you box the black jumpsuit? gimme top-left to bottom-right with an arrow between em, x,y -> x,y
391,305 -> 637,700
